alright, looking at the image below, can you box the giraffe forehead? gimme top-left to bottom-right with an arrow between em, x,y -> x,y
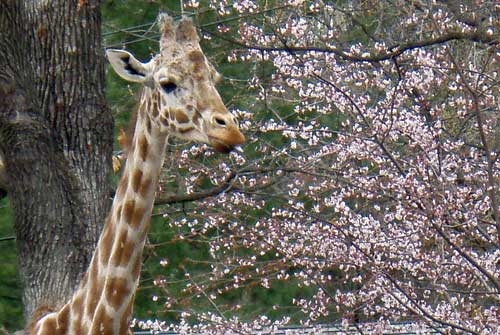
154,50 -> 212,77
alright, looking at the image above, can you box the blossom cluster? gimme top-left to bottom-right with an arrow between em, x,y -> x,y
139,1 -> 500,334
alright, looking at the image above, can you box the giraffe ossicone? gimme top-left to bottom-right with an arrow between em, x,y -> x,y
29,14 -> 244,335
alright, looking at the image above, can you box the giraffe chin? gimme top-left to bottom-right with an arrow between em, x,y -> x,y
211,140 -> 234,154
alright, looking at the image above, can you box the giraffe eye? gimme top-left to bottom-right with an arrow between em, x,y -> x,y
160,82 -> 177,93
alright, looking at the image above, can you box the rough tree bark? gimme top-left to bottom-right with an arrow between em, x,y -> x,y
0,0 -> 113,324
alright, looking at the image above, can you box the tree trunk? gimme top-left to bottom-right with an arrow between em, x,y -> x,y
0,0 -> 113,323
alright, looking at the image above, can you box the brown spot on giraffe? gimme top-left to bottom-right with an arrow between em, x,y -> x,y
110,229 -> 135,267
86,265 -> 101,315
138,136 -> 149,161
99,223 -> 113,264
104,277 -> 131,309
90,305 -> 114,334
122,200 -> 136,223
179,126 -> 195,134
130,205 -> 146,229
174,108 -> 190,123
40,316 -> 57,335
131,169 -> 143,193
138,176 -> 152,198
122,199 -> 146,229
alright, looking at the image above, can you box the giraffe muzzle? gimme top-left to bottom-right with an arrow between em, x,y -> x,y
208,128 -> 245,153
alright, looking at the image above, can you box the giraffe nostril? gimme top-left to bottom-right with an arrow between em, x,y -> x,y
213,117 -> 226,127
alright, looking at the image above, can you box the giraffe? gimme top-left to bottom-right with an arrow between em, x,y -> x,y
28,14 -> 245,335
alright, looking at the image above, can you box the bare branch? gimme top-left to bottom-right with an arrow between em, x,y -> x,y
205,28 -> 498,63
154,171 -> 237,206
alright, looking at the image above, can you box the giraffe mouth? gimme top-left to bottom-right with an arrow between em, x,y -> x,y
208,128 -> 245,153
207,126 -> 245,154
210,138 -> 234,153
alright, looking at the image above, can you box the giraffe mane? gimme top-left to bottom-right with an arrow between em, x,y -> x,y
118,109 -> 138,156
118,86 -> 145,157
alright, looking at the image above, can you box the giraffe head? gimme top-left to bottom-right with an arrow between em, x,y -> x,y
106,15 -> 245,153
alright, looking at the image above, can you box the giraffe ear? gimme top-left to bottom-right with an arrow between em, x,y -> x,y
106,49 -> 148,83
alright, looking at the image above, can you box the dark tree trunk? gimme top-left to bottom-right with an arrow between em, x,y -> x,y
0,0 -> 113,323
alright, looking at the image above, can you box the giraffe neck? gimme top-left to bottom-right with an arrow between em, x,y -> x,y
32,94 -> 167,335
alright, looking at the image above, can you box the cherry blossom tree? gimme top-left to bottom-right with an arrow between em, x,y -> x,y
126,1 -> 499,334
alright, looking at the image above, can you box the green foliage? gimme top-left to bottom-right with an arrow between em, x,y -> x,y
0,198 -> 23,332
